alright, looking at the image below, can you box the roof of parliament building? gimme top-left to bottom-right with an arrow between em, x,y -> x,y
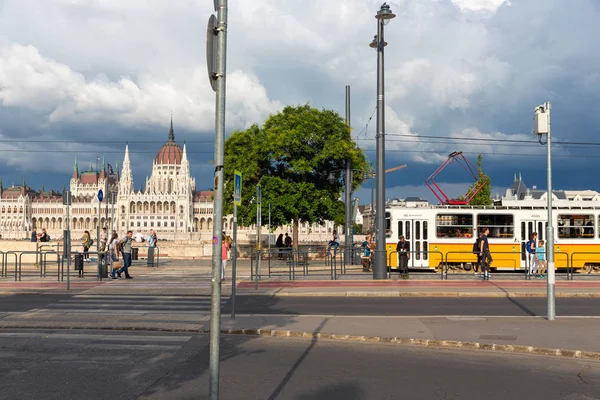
155,119 -> 183,165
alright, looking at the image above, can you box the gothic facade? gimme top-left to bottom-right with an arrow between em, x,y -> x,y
0,121 -> 216,240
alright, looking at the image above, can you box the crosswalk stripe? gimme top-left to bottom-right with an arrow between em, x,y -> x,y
86,344 -> 182,351
0,332 -> 191,342
58,299 -> 222,305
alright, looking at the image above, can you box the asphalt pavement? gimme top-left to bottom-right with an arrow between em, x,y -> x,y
3,292 -> 600,317
140,335 -> 600,400
1,329 -> 597,400
226,296 -> 600,317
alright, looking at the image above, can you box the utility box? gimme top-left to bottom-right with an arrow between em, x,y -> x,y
534,111 -> 549,135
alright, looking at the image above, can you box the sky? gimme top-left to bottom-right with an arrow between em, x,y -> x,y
1,0 -> 599,204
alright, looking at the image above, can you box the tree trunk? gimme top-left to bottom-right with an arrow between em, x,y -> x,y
293,217 -> 299,250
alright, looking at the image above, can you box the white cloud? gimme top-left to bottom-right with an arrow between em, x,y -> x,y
0,42 -> 282,132
451,0 -> 510,12
0,0 -> 599,193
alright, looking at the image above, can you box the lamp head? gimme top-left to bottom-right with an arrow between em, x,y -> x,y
376,2 -> 396,25
369,35 -> 388,48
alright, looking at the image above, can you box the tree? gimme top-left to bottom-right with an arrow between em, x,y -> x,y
468,154 -> 493,206
223,104 -> 368,248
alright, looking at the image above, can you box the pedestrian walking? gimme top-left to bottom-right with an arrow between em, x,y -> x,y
526,232 -> 538,277
221,233 -> 230,281
536,239 -> 547,278
118,231 -> 134,279
479,227 -> 492,280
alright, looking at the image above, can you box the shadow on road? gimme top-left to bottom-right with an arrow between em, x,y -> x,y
293,382 -> 365,400
137,296 -> 300,399
266,318 -> 328,400
490,281 -> 538,317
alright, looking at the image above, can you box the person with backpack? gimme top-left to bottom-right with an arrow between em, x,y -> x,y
526,232 -> 538,277
472,234 -> 482,275
479,227 -> 492,280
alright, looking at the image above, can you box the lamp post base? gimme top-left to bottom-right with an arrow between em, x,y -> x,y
372,249 -> 388,279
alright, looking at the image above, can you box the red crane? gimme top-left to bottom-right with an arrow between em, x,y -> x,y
425,151 -> 488,205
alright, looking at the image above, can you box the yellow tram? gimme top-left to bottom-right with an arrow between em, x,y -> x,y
383,202 -> 600,273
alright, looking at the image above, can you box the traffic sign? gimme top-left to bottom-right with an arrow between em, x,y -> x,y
97,189 -> 104,202
234,171 -> 242,206
206,14 -> 218,92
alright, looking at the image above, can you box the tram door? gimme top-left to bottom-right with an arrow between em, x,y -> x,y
397,219 -> 429,268
520,220 -> 547,269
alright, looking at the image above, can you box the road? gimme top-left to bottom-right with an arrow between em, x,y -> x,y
1,293 -> 600,316
0,330 -> 598,399
227,296 -> 600,317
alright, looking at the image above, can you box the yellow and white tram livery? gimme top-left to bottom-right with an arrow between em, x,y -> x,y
383,203 -> 600,273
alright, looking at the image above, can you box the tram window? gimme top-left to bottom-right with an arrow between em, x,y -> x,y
436,214 -> 473,238
477,214 -> 514,239
558,214 -> 594,239
521,222 -> 526,241
386,214 -> 392,238
405,221 -> 411,240
423,221 -> 428,239
423,241 -> 428,260
415,221 -> 421,240
537,222 -> 544,241
397,222 -> 403,238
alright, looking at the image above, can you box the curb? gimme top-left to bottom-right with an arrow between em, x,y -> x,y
261,291 -> 600,298
215,328 -> 600,360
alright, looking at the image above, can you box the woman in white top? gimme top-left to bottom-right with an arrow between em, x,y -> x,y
108,233 -> 121,279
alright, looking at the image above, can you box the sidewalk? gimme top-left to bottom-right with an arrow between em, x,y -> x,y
2,257 -> 600,297
237,279 -> 600,298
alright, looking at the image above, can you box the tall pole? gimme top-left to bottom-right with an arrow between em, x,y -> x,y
231,201 -> 237,319
345,85 -> 353,266
374,15 -> 387,279
371,170 -> 375,235
268,203 -> 271,256
209,0 -> 228,398
110,193 -> 115,234
545,102 -> 555,320
65,195 -> 70,290
97,198 -> 101,279
256,185 -> 262,283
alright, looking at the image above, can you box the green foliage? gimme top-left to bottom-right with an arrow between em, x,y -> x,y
224,104 -> 368,244
469,154 -> 493,206
352,223 -> 363,235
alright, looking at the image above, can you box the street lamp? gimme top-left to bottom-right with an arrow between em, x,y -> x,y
371,2 -> 395,279
534,102 -> 555,320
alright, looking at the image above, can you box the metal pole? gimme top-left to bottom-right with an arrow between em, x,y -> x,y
66,201 -> 70,290
345,85 -> 352,267
97,199 -> 101,280
110,193 -> 115,234
105,196 -> 108,231
545,102 -> 555,320
268,203 -> 271,256
256,187 -> 261,281
209,0 -> 228,398
231,202 -> 237,319
371,169 -> 374,235
374,16 -> 387,279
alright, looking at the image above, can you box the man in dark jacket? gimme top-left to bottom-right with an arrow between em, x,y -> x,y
396,236 -> 410,279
